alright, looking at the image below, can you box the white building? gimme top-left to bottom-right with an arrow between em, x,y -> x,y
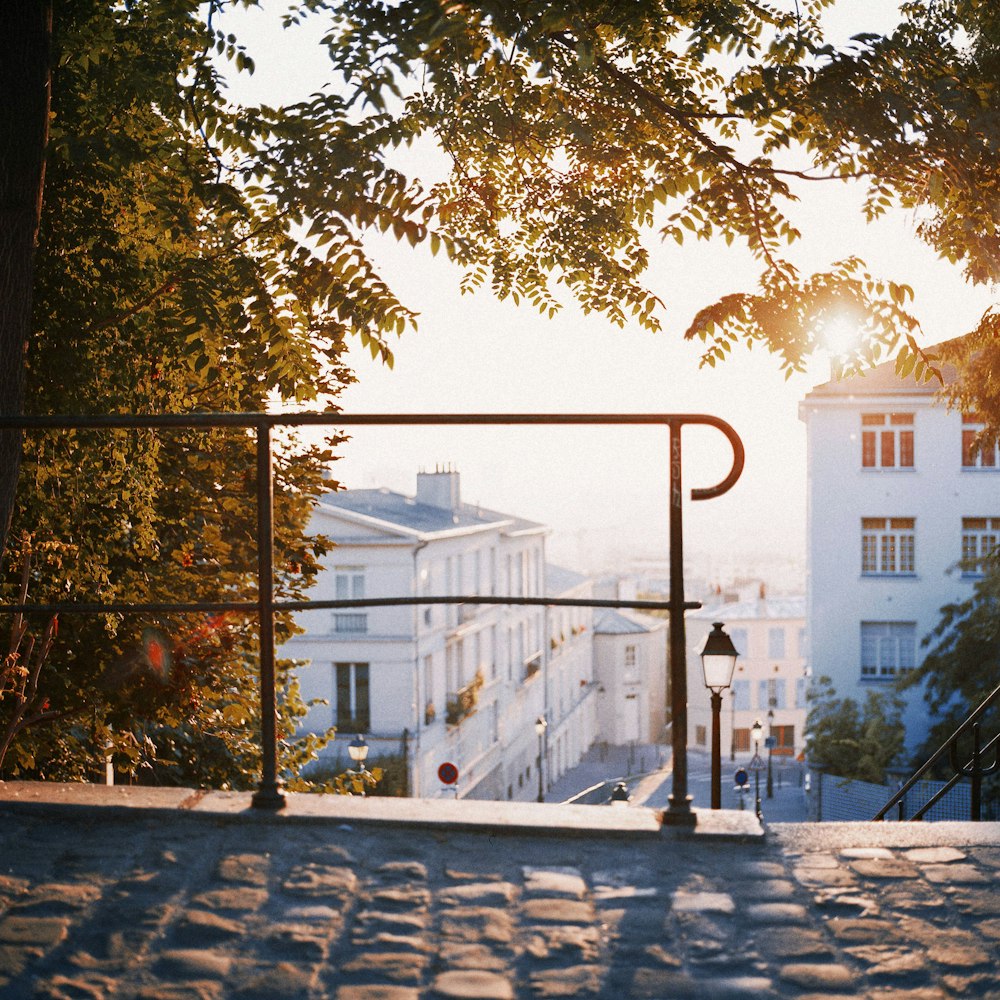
593,609 -> 667,745
283,468 -> 596,799
685,590 -> 808,759
799,356 -> 998,745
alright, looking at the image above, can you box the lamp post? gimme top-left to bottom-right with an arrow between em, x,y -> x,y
535,716 -> 547,802
730,688 -> 737,762
767,708 -> 775,799
700,622 -> 739,810
347,733 -> 369,795
751,719 -> 763,820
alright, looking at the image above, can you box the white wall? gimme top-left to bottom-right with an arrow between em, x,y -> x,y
803,395 -> 996,746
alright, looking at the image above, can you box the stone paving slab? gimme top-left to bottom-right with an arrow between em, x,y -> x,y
0,784 -> 998,998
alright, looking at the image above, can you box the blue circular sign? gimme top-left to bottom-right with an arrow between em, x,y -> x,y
734,768 -> 749,787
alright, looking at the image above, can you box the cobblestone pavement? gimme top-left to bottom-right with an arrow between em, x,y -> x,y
1,795 -> 999,999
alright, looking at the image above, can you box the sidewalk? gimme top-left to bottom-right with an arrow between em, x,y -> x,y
546,742 -> 668,803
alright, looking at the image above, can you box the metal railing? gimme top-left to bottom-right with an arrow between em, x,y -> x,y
0,410 -> 744,815
873,678 -> 1000,821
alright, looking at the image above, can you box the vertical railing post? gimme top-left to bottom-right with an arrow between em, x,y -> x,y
664,419 -> 694,824
252,418 -> 285,809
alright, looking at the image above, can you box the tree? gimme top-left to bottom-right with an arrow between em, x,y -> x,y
898,555 -> 1000,803
805,676 -> 905,783
0,0 -> 374,784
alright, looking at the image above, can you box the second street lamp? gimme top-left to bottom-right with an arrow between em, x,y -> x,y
535,716 -> 547,803
347,734 -> 370,796
700,622 -> 739,810
751,719 -> 764,819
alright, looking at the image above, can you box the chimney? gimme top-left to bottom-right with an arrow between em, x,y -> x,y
416,464 -> 461,510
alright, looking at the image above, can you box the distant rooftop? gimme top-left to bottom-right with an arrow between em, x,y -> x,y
316,472 -> 545,538
317,487 -> 510,534
546,563 -> 589,595
690,595 -> 805,622
594,608 -> 665,635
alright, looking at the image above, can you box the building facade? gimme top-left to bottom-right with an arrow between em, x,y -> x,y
282,469 -> 596,799
685,591 -> 808,759
799,358 -> 998,745
592,609 -> 667,746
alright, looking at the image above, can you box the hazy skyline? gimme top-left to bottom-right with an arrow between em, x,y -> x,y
228,2 -> 997,579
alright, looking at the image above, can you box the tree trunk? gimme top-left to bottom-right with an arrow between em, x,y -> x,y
0,0 -> 52,568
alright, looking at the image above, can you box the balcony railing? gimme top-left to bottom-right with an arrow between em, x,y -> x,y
0,410 -> 743,819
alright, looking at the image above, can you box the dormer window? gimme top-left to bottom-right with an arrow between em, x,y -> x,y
861,413 -> 914,468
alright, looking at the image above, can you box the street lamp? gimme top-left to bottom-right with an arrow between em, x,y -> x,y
347,733 -> 369,795
767,707 -> 775,799
535,716 -> 547,802
730,688 -> 737,762
751,719 -> 763,819
700,622 -> 739,810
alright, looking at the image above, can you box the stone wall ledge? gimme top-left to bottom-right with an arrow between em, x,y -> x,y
0,779 -> 768,839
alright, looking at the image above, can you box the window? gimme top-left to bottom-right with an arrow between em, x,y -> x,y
861,413 -> 914,468
334,662 -> 370,728
732,679 -> 751,710
862,517 -> 915,574
860,622 -> 916,680
695,725 -> 707,746
732,728 -> 751,753
772,678 -> 787,710
772,725 -> 795,751
961,518 -> 999,576
624,645 -> 637,670
759,678 -> 786,710
335,568 -> 364,601
768,627 -> 785,659
333,613 -> 367,633
962,415 -> 999,468
729,628 -> 748,658
797,627 -> 807,658
423,654 -> 434,706
795,677 -> 807,709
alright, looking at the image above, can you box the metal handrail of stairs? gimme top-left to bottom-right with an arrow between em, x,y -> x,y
873,678 -> 1000,821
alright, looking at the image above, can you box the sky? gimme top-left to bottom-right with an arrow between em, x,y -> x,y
223,2 -> 996,582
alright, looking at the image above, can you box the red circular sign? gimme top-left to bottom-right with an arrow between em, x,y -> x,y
438,762 -> 459,785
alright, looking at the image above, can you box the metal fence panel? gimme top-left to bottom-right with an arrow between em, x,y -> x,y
811,771 -> 973,821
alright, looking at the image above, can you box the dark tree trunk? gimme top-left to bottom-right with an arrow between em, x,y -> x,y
0,1 -> 52,568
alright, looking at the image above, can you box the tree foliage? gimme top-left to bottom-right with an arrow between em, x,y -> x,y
805,676 -> 906,783
312,0 -> 998,389
0,0 -> 376,786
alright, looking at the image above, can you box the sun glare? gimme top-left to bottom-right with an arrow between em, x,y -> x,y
822,313 -> 864,358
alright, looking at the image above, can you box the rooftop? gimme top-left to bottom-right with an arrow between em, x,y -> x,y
545,563 -> 590,596
804,339 -> 961,400
690,595 -> 806,622
316,487 -> 545,538
1,782 -> 999,999
593,608 -> 665,635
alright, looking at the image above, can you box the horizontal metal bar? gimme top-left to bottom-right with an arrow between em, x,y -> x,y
289,596 -> 698,612
0,601 -> 260,615
0,595 -> 699,616
0,411 -> 728,431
